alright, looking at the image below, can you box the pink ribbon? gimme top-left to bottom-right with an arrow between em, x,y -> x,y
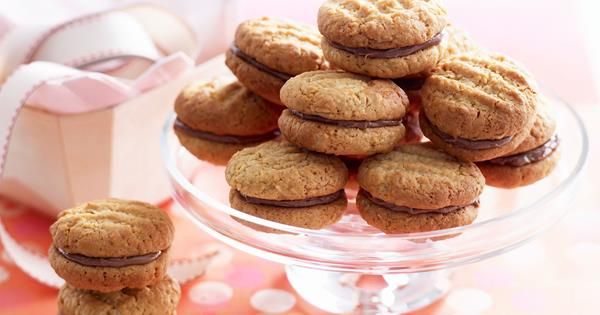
0,4 -> 200,287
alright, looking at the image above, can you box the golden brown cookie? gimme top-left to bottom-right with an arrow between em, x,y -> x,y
49,199 -> 174,292
318,0 -> 448,78
225,141 -> 348,230
225,17 -> 329,104
357,143 -> 484,233
420,53 -> 539,161
279,71 -> 408,156
58,276 -> 180,315
477,107 -> 560,188
174,79 -> 281,165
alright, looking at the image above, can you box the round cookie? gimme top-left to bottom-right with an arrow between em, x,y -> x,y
477,107 -> 560,188
357,143 -> 484,234
318,0 -> 448,78
225,140 -> 348,230
279,70 -> 408,156
49,199 -> 174,292
420,53 -> 539,161
225,17 -> 329,104
174,79 -> 281,165
58,276 -> 180,315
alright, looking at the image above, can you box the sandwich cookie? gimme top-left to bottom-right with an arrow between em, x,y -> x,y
420,53 -> 539,161
58,276 -> 181,315
49,199 -> 175,292
174,80 -> 281,165
477,107 -> 560,188
226,141 -> 348,230
357,143 -> 485,234
279,71 -> 408,156
318,0 -> 448,78
391,25 -> 480,100
226,17 -> 329,104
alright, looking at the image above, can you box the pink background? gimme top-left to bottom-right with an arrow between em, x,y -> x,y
1,0 -> 600,314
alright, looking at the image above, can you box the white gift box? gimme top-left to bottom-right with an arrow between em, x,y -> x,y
0,4 -> 234,215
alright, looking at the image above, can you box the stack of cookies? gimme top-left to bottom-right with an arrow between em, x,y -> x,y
175,0 -> 561,234
49,199 -> 180,315
175,17 -> 332,165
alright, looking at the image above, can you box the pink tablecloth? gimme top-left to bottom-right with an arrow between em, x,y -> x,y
0,112 -> 599,314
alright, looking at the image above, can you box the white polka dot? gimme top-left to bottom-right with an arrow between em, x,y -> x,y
201,243 -> 234,269
0,266 -> 10,284
447,288 -> 492,313
188,281 -> 233,305
251,289 -> 296,314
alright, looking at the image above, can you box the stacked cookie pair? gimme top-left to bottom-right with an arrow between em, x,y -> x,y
420,55 -> 560,187
49,199 -> 180,315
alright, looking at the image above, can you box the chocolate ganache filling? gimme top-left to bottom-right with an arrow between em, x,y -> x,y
290,110 -> 403,129
327,31 -> 445,59
487,135 -> 559,167
174,118 -> 280,145
239,190 -> 345,208
425,115 -> 513,150
229,44 -> 292,81
57,247 -> 162,268
393,77 -> 426,91
361,189 -> 479,215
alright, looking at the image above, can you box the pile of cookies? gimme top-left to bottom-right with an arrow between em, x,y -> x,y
49,199 -> 180,315
174,0 -> 560,234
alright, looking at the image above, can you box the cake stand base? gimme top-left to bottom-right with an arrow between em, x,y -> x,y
286,265 -> 450,315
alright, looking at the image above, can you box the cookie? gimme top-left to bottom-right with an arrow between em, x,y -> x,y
58,276 -> 180,315
420,53 -> 539,161
279,71 -> 408,156
357,143 -> 484,234
174,79 -> 281,165
225,141 -> 348,230
49,199 -> 174,292
318,0 -> 448,78
477,107 -> 560,188
225,17 -> 329,104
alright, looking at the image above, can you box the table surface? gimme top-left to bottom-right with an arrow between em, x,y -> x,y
0,124 -> 599,315
1,0 -> 600,314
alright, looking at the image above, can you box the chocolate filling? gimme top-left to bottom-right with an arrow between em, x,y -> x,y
229,44 -> 292,81
487,135 -> 559,167
57,247 -> 162,268
393,77 -> 426,91
425,115 -> 513,150
290,110 -> 402,129
361,189 -> 479,215
239,189 -> 345,208
174,118 -> 280,145
327,31 -> 445,59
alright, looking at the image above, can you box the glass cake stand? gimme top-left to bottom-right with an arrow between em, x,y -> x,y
161,95 -> 588,315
